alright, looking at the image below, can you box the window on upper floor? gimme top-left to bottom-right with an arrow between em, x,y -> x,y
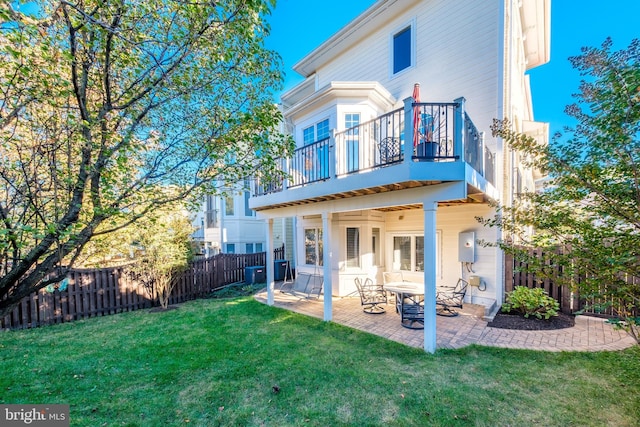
303,118 -> 330,145
224,195 -> 234,216
392,24 -> 413,75
244,191 -> 254,216
344,113 -> 361,172
205,195 -> 217,228
345,113 -> 360,130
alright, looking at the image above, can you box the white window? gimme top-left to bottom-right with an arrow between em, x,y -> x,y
345,113 -> 360,129
344,113 -> 360,172
392,232 -> 440,275
224,195 -> 234,216
372,227 -> 381,266
244,191 -> 254,216
205,195 -> 217,228
346,227 -> 360,268
304,227 -> 323,266
392,24 -> 413,75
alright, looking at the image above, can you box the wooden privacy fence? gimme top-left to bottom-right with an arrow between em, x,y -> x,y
504,249 -> 575,314
1,252 -> 266,331
504,248 -> 637,317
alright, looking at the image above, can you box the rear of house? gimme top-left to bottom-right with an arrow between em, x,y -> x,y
251,0 -> 550,351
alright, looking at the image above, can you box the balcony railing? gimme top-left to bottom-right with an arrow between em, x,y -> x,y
411,103 -> 458,161
484,147 -> 495,185
289,137 -> 331,188
335,108 -> 405,176
253,97 -> 493,196
463,112 -> 482,173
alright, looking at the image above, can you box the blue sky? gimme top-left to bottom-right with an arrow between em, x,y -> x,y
266,0 -> 640,136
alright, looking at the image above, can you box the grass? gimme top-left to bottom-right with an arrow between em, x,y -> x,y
1,297 -> 639,426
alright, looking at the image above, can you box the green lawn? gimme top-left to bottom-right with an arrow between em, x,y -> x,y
1,297 -> 639,426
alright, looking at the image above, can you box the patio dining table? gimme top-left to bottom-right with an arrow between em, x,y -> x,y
383,282 -> 425,329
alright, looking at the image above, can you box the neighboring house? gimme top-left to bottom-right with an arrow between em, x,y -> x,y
251,0 -> 550,351
194,182 -> 270,256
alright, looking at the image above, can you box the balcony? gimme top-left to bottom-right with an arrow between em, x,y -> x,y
252,97 -> 496,211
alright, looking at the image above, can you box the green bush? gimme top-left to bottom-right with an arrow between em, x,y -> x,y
502,286 -> 559,320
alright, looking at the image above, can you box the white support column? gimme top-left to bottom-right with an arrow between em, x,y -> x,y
266,218 -> 275,306
322,212 -> 332,321
423,201 -> 438,353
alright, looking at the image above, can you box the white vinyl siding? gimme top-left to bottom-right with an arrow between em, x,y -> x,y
309,0 -> 501,151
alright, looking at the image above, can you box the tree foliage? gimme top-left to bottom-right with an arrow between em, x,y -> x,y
127,205 -> 195,310
483,38 -> 640,343
0,0 -> 292,316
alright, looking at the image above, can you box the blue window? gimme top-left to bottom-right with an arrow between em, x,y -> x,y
303,118 -> 330,145
303,126 -> 315,145
316,119 -> 330,140
393,26 -> 412,74
244,191 -> 254,216
345,113 -> 360,130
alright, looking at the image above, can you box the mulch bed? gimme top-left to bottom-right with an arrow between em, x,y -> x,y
487,311 -> 575,330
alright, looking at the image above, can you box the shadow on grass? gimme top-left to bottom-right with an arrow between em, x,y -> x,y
208,282 -> 266,299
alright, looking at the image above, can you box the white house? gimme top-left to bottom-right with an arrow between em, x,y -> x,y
194,183 -> 268,256
251,0 -> 550,352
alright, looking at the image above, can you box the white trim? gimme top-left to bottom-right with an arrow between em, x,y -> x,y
387,230 -> 441,278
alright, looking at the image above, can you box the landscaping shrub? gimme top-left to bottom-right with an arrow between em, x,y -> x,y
502,286 -> 559,320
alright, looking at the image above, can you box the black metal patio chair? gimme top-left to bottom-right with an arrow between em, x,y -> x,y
377,137 -> 401,164
436,278 -> 469,317
355,277 -> 387,314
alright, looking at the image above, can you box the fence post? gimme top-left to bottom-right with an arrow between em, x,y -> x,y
504,251 -> 514,293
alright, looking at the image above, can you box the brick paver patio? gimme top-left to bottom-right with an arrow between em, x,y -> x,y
255,288 -> 636,352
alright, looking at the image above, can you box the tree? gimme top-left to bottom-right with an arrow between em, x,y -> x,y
0,0 -> 292,317
127,205 -> 195,310
483,38 -> 640,343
